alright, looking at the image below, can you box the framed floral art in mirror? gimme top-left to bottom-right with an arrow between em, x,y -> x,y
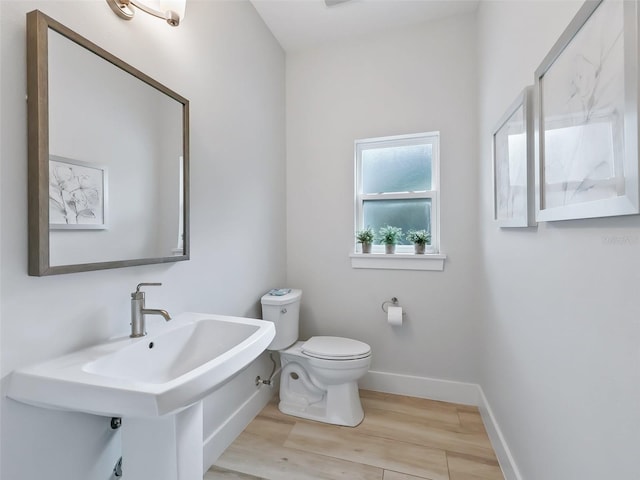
49,156 -> 108,230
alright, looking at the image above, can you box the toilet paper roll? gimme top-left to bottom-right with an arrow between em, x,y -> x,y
387,305 -> 403,326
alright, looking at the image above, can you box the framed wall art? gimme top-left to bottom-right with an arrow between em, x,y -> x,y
49,155 -> 108,230
493,86 -> 535,227
534,0 -> 639,222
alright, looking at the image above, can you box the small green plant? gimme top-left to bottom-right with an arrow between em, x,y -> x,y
378,225 -> 403,245
406,229 -> 431,246
355,227 -> 375,244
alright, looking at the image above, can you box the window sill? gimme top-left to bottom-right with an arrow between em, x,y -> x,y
349,252 -> 446,271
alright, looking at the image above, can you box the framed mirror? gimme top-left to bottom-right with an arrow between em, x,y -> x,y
27,10 -> 189,276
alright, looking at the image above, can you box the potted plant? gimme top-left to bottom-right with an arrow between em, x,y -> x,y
378,226 -> 403,254
406,229 -> 431,254
355,227 -> 375,253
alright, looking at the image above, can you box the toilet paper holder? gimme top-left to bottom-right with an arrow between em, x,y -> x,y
381,297 -> 406,315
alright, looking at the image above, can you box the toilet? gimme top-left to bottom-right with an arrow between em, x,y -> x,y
260,289 -> 372,427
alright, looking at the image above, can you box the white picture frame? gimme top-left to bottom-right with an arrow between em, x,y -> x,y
534,0 -> 639,222
493,86 -> 536,227
49,155 -> 108,230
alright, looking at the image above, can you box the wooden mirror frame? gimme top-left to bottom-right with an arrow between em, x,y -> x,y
27,10 -> 190,276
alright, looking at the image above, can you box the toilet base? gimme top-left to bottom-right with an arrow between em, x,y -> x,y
278,380 -> 365,427
276,340 -> 370,427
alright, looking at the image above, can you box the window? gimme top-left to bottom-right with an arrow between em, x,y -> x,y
354,132 -> 440,255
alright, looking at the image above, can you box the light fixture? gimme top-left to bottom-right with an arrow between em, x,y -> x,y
106,0 -> 186,27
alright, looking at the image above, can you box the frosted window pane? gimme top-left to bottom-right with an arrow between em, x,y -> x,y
363,199 -> 431,245
362,145 -> 432,194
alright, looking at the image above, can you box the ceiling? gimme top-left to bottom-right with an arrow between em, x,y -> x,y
250,0 -> 479,52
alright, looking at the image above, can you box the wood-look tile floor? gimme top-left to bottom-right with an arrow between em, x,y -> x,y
207,390 -> 504,480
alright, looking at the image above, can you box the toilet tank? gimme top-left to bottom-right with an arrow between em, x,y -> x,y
260,289 -> 302,350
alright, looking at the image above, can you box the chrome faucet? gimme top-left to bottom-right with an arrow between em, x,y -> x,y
130,283 -> 171,338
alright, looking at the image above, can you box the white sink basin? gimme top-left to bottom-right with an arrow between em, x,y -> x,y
7,312 -> 275,417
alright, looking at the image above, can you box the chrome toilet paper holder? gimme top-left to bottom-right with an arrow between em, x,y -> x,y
381,297 -> 406,315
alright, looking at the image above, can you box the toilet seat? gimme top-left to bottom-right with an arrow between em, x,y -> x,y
301,336 -> 371,360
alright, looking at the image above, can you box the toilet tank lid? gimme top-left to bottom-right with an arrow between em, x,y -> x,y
302,336 -> 371,359
261,288 -> 302,305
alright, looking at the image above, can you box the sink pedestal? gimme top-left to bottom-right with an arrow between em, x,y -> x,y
121,402 -> 203,480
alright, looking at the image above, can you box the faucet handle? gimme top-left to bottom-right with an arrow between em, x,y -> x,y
135,282 -> 162,293
132,283 -> 162,299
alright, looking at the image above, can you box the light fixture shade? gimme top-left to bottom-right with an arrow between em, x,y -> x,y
159,0 -> 186,22
107,0 -> 186,25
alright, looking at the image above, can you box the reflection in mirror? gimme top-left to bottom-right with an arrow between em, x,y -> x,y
27,10 -> 189,275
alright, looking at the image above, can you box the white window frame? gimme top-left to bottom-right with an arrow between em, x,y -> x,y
354,132 -> 441,255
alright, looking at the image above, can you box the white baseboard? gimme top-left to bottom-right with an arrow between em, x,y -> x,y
359,370 -> 480,406
202,382 -> 275,471
359,370 -> 521,480
477,387 -> 523,480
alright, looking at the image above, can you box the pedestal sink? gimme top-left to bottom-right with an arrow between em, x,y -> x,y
7,312 -> 275,480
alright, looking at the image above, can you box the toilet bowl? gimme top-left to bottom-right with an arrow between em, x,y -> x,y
260,290 -> 372,427
279,337 -> 371,427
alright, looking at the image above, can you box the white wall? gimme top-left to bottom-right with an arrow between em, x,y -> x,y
0,1 -> 285,479
477,2 -> 640,478
286,14 -> 481,385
